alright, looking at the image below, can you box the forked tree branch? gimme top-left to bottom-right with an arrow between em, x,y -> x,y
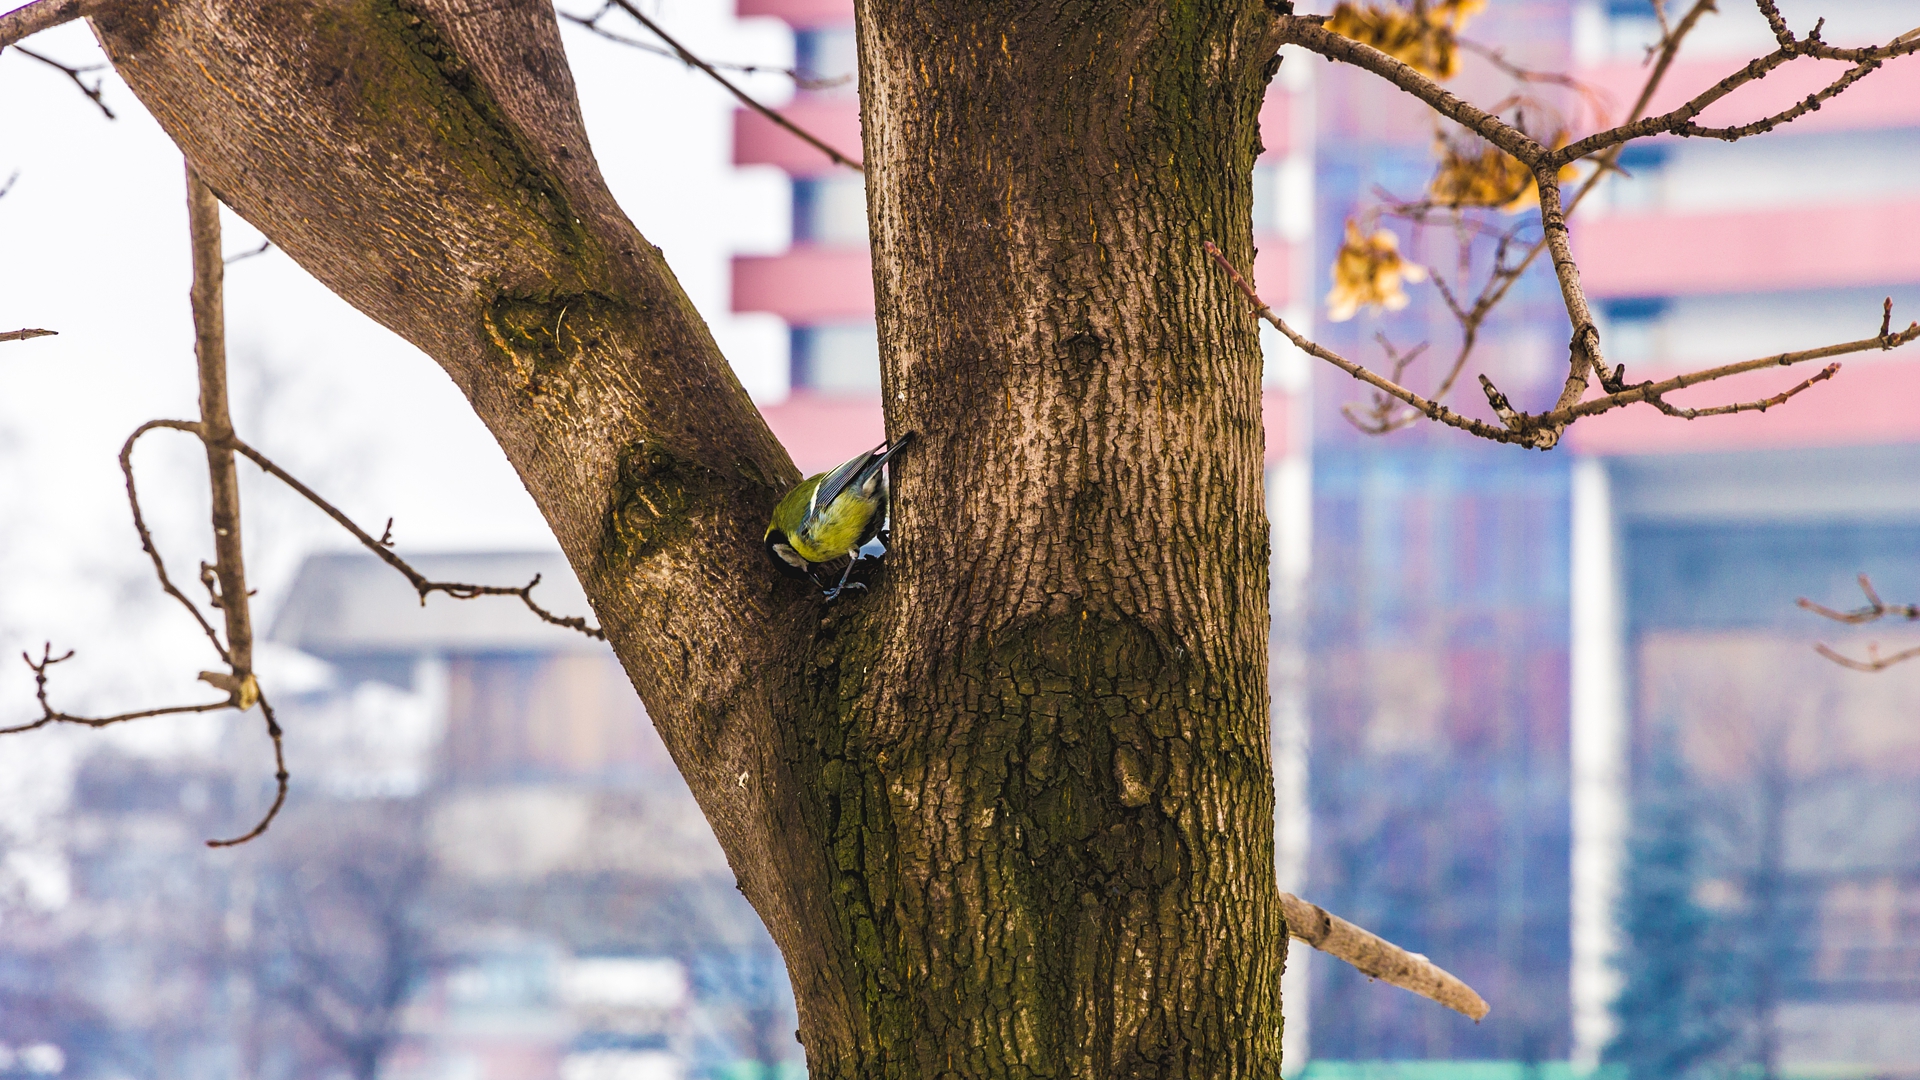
1800,573 -> 1920,672
1332,0 -> 1717,434
187,167 -> 288,847
7,169 -> 607,845
1206,241 -> 1918,448
1275,1 -> 1920,441
224,432 -> 606,640
0,644 -> 230,737
12,44 -> 114,118
1281,891 -> 1489,1021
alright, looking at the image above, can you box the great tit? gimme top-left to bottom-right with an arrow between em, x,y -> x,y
764,432 -> 913,600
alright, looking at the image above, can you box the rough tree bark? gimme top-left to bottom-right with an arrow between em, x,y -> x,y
87,0 -> 1291,1075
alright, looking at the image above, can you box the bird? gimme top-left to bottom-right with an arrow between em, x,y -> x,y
764,432 -> 913,600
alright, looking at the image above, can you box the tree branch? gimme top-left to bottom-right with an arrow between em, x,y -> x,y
0,327 -> 55,341
559,2 -> 850,92
1281,891 -> 1490,1021
0,0 -> 84,51
190,168 -> 254,686
224,435 -> 605,640
0,643 -> 230,736
1800,573 -> 1920,672
1205,242 -> 1919,447
1550,18 -> 1920,165
1314,1 -> 1720,434
121,420 -> 231,657
1275,16 -> 1546,166
11,44 -> 114,118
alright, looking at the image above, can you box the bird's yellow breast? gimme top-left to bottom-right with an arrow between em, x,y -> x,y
789,491 -> 877,563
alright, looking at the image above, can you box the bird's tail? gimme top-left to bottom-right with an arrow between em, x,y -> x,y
855,430 -> 915,488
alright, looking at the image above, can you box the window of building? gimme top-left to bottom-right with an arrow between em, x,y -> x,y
790,322 -> 881,394
792,175 -> 868,245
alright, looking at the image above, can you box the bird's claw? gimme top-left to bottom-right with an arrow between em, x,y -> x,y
822,581 -> 868,603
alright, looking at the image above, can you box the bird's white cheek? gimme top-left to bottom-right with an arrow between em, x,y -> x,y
774,543 -> 809,569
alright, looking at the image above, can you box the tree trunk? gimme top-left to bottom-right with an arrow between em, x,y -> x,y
91,1 -> 1291,1074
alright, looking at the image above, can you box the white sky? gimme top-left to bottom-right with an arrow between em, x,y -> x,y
0,1 -> 795,871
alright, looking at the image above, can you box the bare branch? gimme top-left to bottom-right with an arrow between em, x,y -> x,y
1552,323 -> 1917,424
1551,24 -> 1920,165
1799,573 -> 1920,626
1280,891 -> 1490,1021
1276,16 -> 1547,166
589,0 -> 862,173
0,327 -> 55,341
0,0 -> 83,52
12,44 -> 114,119
1205,242 -> 1918,447
0,644 -> 230,737
1800,574 -> 1920,672
1640,361 -> 1838,419
1206,240 -> 1529,444
120,419 -> 231,659
224,437 -> 605,640
190,168 -> 255,683
206,694 -> 288,848
1319,1 -> 1719,433
1813,642 -> 1920,673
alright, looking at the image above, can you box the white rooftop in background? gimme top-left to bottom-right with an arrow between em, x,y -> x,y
269,551 -> 607,656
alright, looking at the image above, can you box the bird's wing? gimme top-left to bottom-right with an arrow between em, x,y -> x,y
808,442 -> 885,522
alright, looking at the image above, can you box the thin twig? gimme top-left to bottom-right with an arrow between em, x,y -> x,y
1456,37 -> 1612,125
0,645 -> 231,737
1800,574 -> 1920,672
12,45 -> 114,119
224,238 -> 272,264
1799,573 -> 1920,625
559,4 -> 850,91
1549,23 -> 1920,165
120,419 -> 231,659
0,327 -> 55,342
224,437 -> 606,640
1281,891 -> 1489,1021
597,0 -> 862,172
1641,362 -> 1838,419
1813,642 -> 1920,673
207,694 -> 287,847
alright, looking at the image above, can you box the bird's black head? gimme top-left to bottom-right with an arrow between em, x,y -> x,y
764,530 -> 814,581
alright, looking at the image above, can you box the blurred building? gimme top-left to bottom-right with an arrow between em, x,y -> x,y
726,0 -> 1920,1076
0,553 -> 800,1080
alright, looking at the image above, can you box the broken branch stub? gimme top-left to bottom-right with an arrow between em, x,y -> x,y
1281,891 -> 1490,1021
